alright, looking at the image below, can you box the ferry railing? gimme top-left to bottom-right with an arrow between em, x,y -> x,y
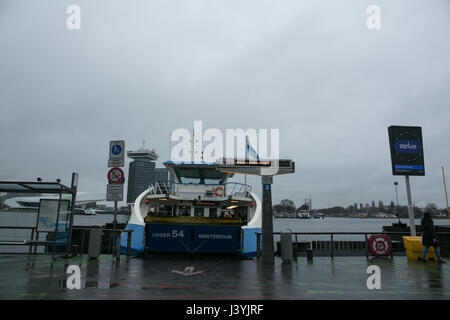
255,231 -> 450,259
147,181 -> 252,199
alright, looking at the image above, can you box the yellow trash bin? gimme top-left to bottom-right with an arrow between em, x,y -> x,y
402,236 -> 437,261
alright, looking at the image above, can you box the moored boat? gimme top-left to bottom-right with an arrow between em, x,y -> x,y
120,161 -> 261,257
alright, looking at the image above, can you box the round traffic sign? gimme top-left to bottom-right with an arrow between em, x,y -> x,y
108,167 -> 125,184
111,144 -> 122,155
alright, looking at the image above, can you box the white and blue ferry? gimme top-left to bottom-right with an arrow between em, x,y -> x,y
120,161 -> 261,258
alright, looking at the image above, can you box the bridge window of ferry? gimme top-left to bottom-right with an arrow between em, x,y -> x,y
209,208 -> 218,218
194,207 -> 204,217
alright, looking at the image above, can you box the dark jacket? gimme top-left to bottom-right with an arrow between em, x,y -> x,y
421,218 -> 436,246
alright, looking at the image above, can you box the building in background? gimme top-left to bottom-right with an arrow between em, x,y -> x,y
126,141 -> 159,204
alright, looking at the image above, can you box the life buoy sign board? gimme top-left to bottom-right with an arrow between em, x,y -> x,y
368,234 -> 392,256
108,167 -> 125,184
214,186 -> 224,197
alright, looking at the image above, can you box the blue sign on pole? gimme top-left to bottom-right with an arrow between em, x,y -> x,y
112,144 -> 122,155
108,140 -> 125,167
264,184 -> 271,191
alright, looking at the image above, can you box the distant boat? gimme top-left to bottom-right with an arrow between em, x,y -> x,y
297,196 -> 312,219
298,212 -> 311,219
84,208 -> 97,215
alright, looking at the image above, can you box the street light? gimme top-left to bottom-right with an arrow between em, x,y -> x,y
394,182 -> 399,221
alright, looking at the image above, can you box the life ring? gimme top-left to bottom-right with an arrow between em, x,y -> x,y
214,186 -> 224,197
368,234 -> 392,256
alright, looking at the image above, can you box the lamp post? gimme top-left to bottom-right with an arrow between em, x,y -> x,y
394,182 -> 399,221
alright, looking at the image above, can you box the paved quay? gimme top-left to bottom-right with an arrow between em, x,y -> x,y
0,254 -> 448,300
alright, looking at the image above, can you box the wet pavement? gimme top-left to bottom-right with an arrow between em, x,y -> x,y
0,253 -> 448,300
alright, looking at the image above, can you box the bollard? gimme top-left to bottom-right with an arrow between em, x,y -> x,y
280,231 -> 293,262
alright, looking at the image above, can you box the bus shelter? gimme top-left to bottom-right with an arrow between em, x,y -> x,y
0,173 -> 78,259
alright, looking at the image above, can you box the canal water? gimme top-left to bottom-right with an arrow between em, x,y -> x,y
0,210 -> 449,252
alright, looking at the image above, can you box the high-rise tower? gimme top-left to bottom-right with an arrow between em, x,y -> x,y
126,140 -> 159,204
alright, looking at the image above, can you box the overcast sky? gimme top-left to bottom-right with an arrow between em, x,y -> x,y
1,0 -> 449,209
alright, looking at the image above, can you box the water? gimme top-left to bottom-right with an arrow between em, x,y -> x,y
0,211 -> 449,251
273,217 -> 450,242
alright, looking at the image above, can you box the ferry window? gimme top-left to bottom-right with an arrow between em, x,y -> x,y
194,207 -> 204,217
204,178 -> 220,184
179,177 -> 220,184
210,208 -> 218,218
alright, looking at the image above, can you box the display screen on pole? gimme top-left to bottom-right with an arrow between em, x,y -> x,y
388,126 -> 425,176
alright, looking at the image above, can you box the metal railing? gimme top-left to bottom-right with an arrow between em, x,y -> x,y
147,181 -> 252,199
71,227 -> 133,259
255,231 -> 450,259
0,226 -> 48,254
0,226 -> 133,258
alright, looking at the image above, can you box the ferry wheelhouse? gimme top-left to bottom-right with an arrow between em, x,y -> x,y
120,161 -> 261,257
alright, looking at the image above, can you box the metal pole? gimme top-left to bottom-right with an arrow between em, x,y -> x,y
405,175 -> 416,236
395,185 -> 399,208
53,187 -> 63,259
65,172 -> 79,257
394,181 -> 399,222
111,201 -> 118,257
127,231 -> 132,256
261,176 -> 274,264
256,233 -> 261,259
442,166 -> 450,222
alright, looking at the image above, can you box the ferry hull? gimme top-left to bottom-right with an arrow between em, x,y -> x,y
145,223 -> 241,254
120,222 -> 260,257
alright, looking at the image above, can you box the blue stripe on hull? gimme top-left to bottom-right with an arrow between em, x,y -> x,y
120,223 -> 145,255
241,227 -> 261,258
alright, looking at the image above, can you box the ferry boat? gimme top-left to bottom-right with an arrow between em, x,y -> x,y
120,161 -> 261,258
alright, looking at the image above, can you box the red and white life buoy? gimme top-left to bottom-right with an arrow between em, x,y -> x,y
368,234 -> 392,256
214,186 -> 224,197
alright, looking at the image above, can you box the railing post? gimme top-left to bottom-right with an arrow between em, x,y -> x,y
256,233 -> 261,259
330,234 -> 334,257
365,234 -> 369,259
28,228 -> 35,254
295,233 -> 298,257
34,231 -> 38,254
81,230 -> 85,255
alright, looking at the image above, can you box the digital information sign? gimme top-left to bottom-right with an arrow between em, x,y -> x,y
388,126 -> 425,176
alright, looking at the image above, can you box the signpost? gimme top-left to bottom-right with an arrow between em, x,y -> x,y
261,175 -> 274,264
107,140 -> 125,259
388,126 -> 425,236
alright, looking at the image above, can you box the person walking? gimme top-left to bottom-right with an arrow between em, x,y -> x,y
420,212 -> 446,263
